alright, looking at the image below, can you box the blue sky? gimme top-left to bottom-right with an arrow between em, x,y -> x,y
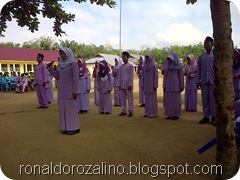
1,0 -> 240,50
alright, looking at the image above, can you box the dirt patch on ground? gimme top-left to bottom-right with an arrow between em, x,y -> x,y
0,90 -> 216,180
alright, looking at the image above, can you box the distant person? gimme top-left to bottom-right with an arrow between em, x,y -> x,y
92,60 -> 100,106
235,96 -> 240,118
1,72 -> 10,91
112,57 -> 123,106
48,47 -> 80,135
117,51 -> 134,117
233,49 -> 240,97
161,61 -> 168,107
34,53 -> 49,109
16,74 -> 28,93
141,53 -> 158,118
163,52 -> 184,120
183,54 -> 198,112
197,37 -> 216,125
77,59 -> 91,114
46,71 -> 54,104
98,60 -> 113,114
137,56 -> 145,107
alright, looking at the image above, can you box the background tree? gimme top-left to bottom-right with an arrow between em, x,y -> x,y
187,0 -> 238,179
22,36 -> 58,50
0,0 -> 116,37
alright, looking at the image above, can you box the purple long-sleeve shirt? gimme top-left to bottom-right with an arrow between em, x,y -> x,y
98,73 -> 113,94
141,65 -> 158,93
34,62 -> 48,85
196,51 -> 214,85
163,69 -> 184,92
49,62 -> 79,99
117,62 -> 134,90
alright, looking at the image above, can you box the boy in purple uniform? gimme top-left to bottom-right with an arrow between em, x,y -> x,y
34,53 -> 49,109
233,49 -> 240,97
48,47 -> 80,135
117,51 -> 134,117
98,60 -> 113,114
141,53 -> 158,118
197,36 -> 216,125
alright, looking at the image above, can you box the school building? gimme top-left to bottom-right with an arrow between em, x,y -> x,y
85,53 -> 138,74
0,46 -> 59,74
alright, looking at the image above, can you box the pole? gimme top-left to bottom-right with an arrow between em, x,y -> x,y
119,0 -> 122,55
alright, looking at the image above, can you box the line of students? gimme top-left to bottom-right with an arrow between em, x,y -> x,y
34,36 -> 238,135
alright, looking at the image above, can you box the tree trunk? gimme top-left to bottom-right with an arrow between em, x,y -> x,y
210,0 -> 238,179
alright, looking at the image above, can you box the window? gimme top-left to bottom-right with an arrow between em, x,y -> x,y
10,64 -> 13,71
27,64 -> 32,72
1,64 -> 7,72
15,64 -> 20,71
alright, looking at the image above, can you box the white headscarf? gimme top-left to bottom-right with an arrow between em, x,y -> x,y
115,57 -> 124,69
59,47 -> 76,68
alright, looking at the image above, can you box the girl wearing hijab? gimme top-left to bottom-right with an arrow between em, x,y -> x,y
141,53 -> 158,118
161,61 -> 168,107
92,60 -> 100,106
233,49 -> 240,97
112,57 -> 123,106
77,59 -> 91,114
163,52 -> 184,120
98,60 -> 113,114
183,54 -> 198,112
137,56 -> 145,107
48,47 -> 80,135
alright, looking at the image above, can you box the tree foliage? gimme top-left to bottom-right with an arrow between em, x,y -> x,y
0,36 -> 205,67
0,0 -> 116,37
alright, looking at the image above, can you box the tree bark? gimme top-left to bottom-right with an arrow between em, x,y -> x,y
210,0 -> 238,179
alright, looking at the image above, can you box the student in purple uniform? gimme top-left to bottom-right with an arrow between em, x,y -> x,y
16,74 -> 28,93
46,71 -> 54,104
141,52 -> 158,118
34,53 -> 49,109
98,60 -> 113,114
233,49 -> 240,97
161,61 -> 168,107
77,59 -> 91,114
183,54 -> 198,112
163,52 -> 184,120
112,57 -> 123,106
137,56 -> 145,107
117,51 -> 134,117
48,47 -> 80,135
92,60 -> 100,106
197,36 -> 216,125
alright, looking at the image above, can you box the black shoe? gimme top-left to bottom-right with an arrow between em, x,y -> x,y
171,116 -> 179,120
99,112 -> 104,114
140,104 -> 145,107
119,112 -> 127,116
105,112 -> 111,114
67,129 -> 80,135
199,117 -> 210,124
61,131 -> 67,134
128,112 -> 133,117
42,106 -> 49,109
144,115 -> 148,117
37,106 -> 44,109
211,117 -> 216,126
166,117 -> 172,120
